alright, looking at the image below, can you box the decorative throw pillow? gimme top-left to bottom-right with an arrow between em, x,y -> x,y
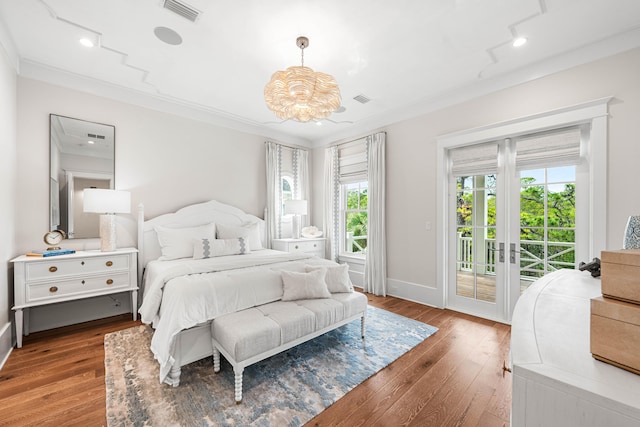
281,269 -> 331,301
216,222 -> 263,250
306,264 -> 354,293
193,237 -> 250,259
155,223 -> 216,260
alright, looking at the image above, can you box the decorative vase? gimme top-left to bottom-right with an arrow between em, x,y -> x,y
623,215 -> 640,249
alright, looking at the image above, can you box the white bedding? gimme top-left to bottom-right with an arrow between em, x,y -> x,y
138,249 -> 343,383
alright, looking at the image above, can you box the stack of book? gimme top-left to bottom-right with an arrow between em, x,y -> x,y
26,248 -> 76,257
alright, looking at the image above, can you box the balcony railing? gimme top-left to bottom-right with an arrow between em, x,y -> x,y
457,235 -> 575,280
345,232 -> 367,254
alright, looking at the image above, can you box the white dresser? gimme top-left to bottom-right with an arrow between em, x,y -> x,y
272,238 -> 325,258
11,248 -> 138,348
510,269 -> 640,426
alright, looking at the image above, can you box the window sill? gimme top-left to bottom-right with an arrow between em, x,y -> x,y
339,253 -> 365,265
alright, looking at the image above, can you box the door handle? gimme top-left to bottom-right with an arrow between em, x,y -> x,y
489,243 -> 505,263
510,243 -> 521,264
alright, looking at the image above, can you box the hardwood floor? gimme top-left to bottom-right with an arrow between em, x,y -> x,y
0,296 -> 511,427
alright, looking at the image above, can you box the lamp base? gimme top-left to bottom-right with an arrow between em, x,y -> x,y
99,214 -> 117,252
292,215 -> 301,239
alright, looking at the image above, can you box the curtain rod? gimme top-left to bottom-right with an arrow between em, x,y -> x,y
329,130 -> 387,149
264,141 -> 310,151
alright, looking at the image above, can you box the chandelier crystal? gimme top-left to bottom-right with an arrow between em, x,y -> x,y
264,36 -> 341,123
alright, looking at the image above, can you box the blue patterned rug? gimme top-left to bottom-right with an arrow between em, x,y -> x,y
105,305 -> 438,426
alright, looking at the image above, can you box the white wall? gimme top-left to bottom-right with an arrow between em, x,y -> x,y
14,78 -> 276,331
0,38 -> 17,367
312,47 -> 640,306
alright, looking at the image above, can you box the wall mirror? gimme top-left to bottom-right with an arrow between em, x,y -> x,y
50,114 -> 115,239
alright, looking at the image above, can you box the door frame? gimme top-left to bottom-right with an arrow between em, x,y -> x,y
436,97 -> 610,323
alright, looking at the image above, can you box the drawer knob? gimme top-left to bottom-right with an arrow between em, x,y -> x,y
106,261 -> 113,267
106,279 -> 114,285
49,266 -> 57,273
313,244 -> 317,247
294,245 -> 299,249
81,280 -> 85,285
49,286 -> 58,293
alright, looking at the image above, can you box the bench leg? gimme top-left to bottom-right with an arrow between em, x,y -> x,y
234,367 -> 244,404
167,365 -> 181,387
361,314 -> 366,339
213,347 -> 221,373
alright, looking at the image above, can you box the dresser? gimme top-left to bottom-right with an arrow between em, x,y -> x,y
510,269 -> 640,426
272,238 -> 325,258
11,248 -> 138,348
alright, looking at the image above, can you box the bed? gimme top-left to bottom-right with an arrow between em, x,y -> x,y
136,200 -> 352,385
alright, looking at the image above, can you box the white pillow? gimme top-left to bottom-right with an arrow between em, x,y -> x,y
155,223 -> 216,260
216,222 -> 263,250
281,269 -> 331,301
193,237 -> 251,259
306,264 -> 354,293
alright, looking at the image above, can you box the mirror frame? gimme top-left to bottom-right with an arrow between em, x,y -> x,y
49,114 -> 116,239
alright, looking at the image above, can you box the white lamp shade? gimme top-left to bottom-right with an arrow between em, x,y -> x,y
284,199 -> 308,215
83,189 -> 131,214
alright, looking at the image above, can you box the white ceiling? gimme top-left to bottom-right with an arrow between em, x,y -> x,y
1,0 -> 639,146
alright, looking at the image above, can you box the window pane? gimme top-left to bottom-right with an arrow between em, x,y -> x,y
520,185 -> 545,227
457,190 -> 473,226
521,227 -> 544,242
457,176 -> 473,190
360,185 -> 368,210
520,169 -> 544,184
346,188 -> 359,209
487,193 -> 496,226
547,184 -> 575,227
547,165 -> 576,183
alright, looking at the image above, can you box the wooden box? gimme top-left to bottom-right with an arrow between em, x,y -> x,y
591,296 -> 640,375
600,249 -> 640,304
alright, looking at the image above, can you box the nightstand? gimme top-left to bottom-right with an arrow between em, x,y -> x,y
273,238 -> 326,258
11,247 -> 138,348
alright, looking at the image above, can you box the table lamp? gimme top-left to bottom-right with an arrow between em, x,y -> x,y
284,199 -> 307,239
83,189 -> 131,251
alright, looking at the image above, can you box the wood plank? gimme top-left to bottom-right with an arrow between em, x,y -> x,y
0,296 -> 512,427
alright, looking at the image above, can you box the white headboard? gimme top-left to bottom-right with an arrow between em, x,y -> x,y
137,200 -> 265,284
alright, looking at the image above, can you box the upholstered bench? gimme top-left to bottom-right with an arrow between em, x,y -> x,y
211,292 -> 368,403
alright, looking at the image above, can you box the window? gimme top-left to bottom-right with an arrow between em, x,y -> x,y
281,175 -> 294,214
342,181 -> 368,255
519,165 -> 576,286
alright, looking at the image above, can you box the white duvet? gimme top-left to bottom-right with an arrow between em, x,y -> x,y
138,249 -> 340,383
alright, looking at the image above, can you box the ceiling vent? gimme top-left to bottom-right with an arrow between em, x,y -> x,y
353,94 -> 371,104
88,133 -> 105,140
162,0 -> 201,22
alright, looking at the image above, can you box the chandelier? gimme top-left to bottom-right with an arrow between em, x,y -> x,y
264,36 -> 341,123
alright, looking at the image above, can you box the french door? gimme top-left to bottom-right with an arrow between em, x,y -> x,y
446,139 -> 511,321
446,133 -> 583,322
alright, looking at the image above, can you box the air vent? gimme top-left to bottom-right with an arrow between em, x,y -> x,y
88,133 -> 105,140
353,94 -> 371,104
163,0 -> 201,22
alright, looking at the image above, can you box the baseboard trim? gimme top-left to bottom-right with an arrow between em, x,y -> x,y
0,321 -> 13,371
386,278 -> 444,308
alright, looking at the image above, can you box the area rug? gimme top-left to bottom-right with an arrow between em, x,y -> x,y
104,305 -> 438,426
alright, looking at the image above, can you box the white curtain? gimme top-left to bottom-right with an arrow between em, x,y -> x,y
296,148 -> 311,228
323,146 -> 339,261
364,132 -> 387,296
265,141 -> 281,248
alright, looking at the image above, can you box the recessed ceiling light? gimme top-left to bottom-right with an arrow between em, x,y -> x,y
513,37 -> 527,47
154,26 -> 183,45
315,121 -> 322,126
87,140 -> 95,144
79,38 -> 94,48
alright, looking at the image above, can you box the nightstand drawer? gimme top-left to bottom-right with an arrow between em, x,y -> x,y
27,272 -> 130,302
25,254 -> 130,281
290,240 -> 322,253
